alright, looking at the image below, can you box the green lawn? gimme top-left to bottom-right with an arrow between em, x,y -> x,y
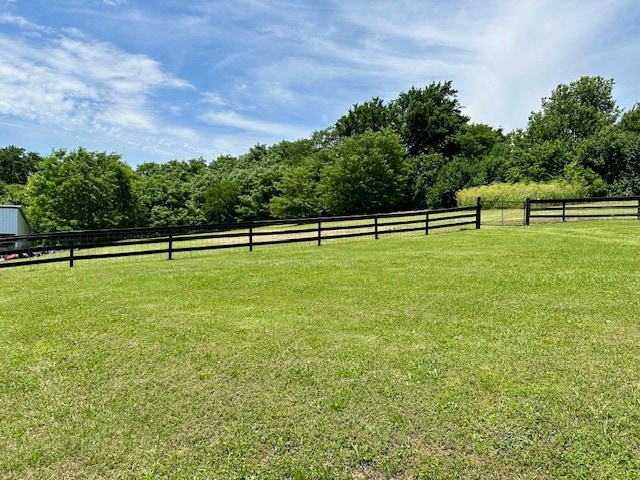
1,221 -> 639,479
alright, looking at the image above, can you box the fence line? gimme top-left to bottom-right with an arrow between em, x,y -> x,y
0,199 -> 482,269
525,196 -> 640,225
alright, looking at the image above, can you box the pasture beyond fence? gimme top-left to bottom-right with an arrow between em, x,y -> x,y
525,196 -> 640,225
0,200 -> 482,269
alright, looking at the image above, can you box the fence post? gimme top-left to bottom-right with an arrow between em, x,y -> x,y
475,197 -> 482,229
249,226 -> 253,252
425,212 -> 430,235
562,200 -> 566,222
374,216 -> 379,240
69,236 -> 74,268
168,231 -> 173,260
637,199 -> 640,220
317,221 -> 322,246
525,198 -> 531,226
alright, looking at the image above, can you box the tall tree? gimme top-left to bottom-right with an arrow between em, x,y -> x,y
136,159 -> 207,227
0,146 -> 41,185
402,153 -> 446,209
526,76 -> 620,144
320,129 -> 406,215
391,81 -> 469,157
619,104 -> 640,134
334,97 -> 394,138
202,179 -> 242,224
270,155 -> 325,219
451,123 -> 504,160
573,126 -> 640,191
26,148 -> 140,232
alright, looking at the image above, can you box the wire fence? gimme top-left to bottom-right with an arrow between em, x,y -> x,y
478,201 -> 526,226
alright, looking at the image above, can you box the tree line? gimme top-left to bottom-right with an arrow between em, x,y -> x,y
1,76 -> 639,232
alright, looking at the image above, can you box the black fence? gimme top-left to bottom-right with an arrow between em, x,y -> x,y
525,196 -> 640,225
0,200 -> 481,269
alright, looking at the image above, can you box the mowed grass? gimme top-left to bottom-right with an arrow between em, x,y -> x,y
1,221 -> 640,479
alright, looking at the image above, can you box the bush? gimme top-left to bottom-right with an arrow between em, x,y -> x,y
456,181 -> 589,208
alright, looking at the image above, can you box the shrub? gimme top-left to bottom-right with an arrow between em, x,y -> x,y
456,181 -> 589,208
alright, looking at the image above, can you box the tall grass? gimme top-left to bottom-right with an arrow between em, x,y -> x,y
457,181 -> 588,208
1,221 -> 640,479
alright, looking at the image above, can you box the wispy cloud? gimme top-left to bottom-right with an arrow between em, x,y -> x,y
200,110 -> 308,139
1,0 -> 639,164
0,18 -> 199,160
0,12 -> 46,31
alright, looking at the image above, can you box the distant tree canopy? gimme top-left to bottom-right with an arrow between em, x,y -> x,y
135,159 -> 207,227
527,76 -> 619,144
26,148 -> 140,232
0,146 -> 41,205
0,146 -> 41,185
320,129 -> 406,215
334,97 -> 392,138
334,81 -> 470,158
5,75 -> 640,232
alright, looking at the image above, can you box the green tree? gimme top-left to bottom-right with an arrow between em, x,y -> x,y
202,179 -> 242,224
527,76 -> 619,144
425,157 -> 485,208
0,145 -> 41,185
270,155 -> 325,219
619,104 -> 640,134
136,159 -> 207,227
320,129 -> 406,215
573,126 -> 640,192
334,97 -> 394,138
402,153 -> 446,209
391,81 -> 469,157
0,182 -> 28,205
25,148 -> 140,232
451,123 -> 504,160
208,144 -> 291,222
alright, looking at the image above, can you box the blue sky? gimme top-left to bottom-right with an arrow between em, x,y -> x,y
1,0 -> 639,166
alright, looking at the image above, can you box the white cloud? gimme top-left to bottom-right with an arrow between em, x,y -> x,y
0,21 -> 198,160
201,92 -> 228,106
0,12 -> 47,31
1,0 -> 639,164
200,110 -> 308,138
294,0 -> 638,129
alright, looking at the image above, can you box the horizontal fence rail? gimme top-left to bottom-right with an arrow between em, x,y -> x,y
0,200 -> 482,269
525,196 -> 640,225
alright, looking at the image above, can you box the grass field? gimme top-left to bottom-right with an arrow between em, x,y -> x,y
1,221 -> 639,479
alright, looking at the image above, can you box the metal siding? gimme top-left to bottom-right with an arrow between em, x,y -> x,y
0,208 -> 18,235
17,209 -> 31,235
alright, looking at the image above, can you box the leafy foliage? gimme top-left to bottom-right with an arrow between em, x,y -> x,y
334,97 -> 393,138
26,148 -> 140,232
0,145 -> 41,186
269,158 -> 324,219
202,179 -> 242,224
527,76 -> 619,144
7,75 -> 640,231
136,159 -> 207,227
619,104 -> 640,134
319,129 -> 406,214
391,81 -> 469,157
0,146 -> 41,205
